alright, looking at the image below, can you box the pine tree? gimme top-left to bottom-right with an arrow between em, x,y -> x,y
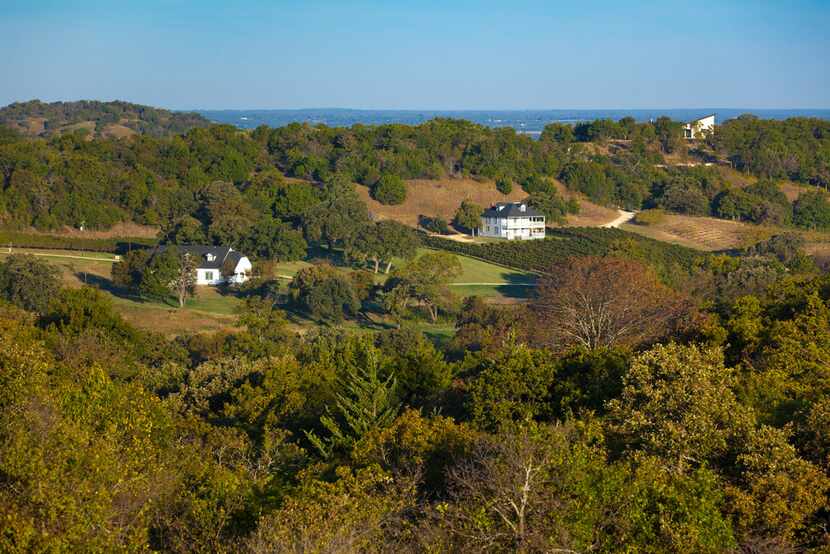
306,350 -> 399,458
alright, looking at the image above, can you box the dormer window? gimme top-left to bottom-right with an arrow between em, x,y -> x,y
206,253 -> 215,262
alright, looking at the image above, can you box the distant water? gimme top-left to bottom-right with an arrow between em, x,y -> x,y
196,108 -> 830,134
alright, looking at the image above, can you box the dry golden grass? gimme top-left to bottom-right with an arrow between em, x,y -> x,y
114,299 -> 238,337
622,214 -> 772,251
357,178 -> 527,226
101,123 -> 137,139
356,175 -> 623,230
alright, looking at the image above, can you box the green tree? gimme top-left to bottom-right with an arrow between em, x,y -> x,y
305,348 -> 400,459
453,200 -> 482,235
289,264 -> 360,322
139,246 -> 197,307
352,220 -> 419,273
654,116 -> 683,153
371,174 -> 407,205
495,176 -> 513,195
110,249 -> 150,291
793,190 -> 830,229
0,254 -> 60,314
526,191 -> 578,224
467,342 -> 556,430
243,217 -> 307,261
303,195 -> 370,251
384,251 -> 462,322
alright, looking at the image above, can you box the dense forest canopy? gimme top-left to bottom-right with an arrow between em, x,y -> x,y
1,109 -> 829,243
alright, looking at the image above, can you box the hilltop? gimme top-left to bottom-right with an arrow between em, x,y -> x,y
0,99 -> 210,139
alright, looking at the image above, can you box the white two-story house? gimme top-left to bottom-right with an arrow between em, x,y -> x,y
479,202 -> 545,240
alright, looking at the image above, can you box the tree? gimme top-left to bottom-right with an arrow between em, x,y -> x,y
375,326 -> 453,407
352,220 -> 419,273
0,254 -> 60,314
161,215 -> 206,245
419,214 -> 451,234
305,347 -> 400,458
607,343 -> 751,470
384,252 -> 462,322
243,217 -> 307,261
560,161 -> 613,205
495,176 -> 513,195
466,342 -> 556,430
169,252 -> 198,307
111,249 -> 150,291
532,256 -> 688,350
453,200 -> 482,235
793,190 -> 830,229
371,174 -> 407,205
139,246 -> 197,307
289,264 -> 360,322
526,191 -> 578,224
302,195 -> 370,251
654,116 -> 683,154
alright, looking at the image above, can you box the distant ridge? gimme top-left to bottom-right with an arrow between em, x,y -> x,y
0,99 -> 210,139
196,107 -> 830,132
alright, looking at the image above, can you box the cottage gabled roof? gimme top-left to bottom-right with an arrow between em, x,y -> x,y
481,202 -> 543,218
156,245 -> 245,270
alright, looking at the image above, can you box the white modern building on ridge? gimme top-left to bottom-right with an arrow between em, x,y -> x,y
682,114 -> 716,139
480,202 -> 545,240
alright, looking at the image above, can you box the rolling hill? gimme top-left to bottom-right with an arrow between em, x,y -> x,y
0,99 -> 210,138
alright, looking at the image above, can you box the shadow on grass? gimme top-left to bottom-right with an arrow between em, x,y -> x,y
77,272 -> 186,309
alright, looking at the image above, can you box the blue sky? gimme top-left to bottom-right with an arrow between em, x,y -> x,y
2,0 -> 829,109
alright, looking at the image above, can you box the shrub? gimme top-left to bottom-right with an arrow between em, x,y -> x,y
633,209 -> 666,226
496,177 -> 513,195
419,215 -> 451,235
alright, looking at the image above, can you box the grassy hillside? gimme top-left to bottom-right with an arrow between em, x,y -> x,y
356,178 -> 527,226
356,177 -> 619,230
0,99 -> 210,138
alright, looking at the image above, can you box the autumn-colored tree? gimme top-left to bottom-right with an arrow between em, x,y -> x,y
532,256 -> 688,350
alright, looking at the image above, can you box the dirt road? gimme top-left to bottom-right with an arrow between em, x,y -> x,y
602,209 -> 636,228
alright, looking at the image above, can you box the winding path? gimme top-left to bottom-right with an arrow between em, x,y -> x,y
601,209 -> 636,228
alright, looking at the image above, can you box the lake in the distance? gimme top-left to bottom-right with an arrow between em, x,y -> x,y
196,108 -> 830,134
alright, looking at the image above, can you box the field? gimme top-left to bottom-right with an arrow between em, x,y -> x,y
1,246 -> 535,337
621,214 -> 767,251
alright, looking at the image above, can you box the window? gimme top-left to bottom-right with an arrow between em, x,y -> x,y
205,271 -> 214,281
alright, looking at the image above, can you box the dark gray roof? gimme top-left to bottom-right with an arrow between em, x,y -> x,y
156,245 -> 245,270
481,202 -> 543,218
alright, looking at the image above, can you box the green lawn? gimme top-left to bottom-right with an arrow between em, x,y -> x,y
448,250 -> 536,286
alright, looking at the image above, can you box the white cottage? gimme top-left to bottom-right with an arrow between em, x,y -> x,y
479,202 -> 545,240
682,114 -> 716,139
157,245 -> 252,285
